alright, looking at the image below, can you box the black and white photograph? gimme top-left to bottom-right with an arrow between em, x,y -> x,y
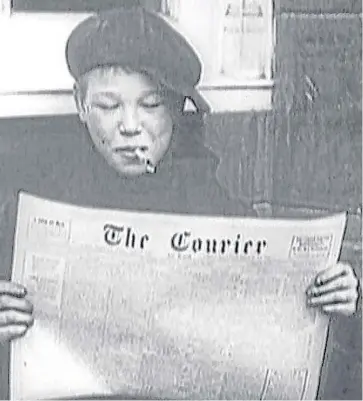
0,0 -> 361,400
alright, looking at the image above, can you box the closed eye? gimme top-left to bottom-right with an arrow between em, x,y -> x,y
140,93 -> 164,109
93,102 -> 119,111
140,101 -> 163,109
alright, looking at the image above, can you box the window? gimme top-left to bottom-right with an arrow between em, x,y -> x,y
0,0 -> 275,117
161,0 -> 274,86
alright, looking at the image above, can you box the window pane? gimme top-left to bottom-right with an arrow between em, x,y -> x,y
161,0 -> 274,83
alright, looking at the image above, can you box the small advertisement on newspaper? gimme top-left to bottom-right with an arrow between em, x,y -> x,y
10,192 -> 346,400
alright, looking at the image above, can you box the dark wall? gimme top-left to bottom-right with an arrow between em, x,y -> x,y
268,3 -> 361,399
277,0 -> 362,14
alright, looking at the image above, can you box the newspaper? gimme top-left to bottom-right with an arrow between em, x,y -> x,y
10,192 -> 347,400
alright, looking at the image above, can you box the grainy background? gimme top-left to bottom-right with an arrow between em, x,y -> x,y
1,0 -> 362,399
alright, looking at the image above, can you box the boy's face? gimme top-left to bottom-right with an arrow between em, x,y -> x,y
76,67 -> 175,177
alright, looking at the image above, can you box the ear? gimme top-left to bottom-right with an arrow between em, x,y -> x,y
73,82 -> 88,123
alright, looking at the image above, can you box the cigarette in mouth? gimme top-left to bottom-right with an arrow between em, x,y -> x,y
134,148 -> 156,174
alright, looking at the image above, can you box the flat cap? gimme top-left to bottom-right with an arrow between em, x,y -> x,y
66,5 -> 210,112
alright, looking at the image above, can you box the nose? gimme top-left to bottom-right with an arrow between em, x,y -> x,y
119,105 -> 140,136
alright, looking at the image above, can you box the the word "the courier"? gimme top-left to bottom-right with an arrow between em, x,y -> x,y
104,224 -> 267,256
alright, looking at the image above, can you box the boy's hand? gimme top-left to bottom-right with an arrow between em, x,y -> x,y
306,263 -> 359,316
0,281 -> 34,343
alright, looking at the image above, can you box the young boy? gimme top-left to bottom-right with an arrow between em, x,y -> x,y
0,4 -> 359,397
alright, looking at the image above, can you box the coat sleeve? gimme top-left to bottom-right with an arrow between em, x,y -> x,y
175,155 -> 256,217
0,189 -> 18,400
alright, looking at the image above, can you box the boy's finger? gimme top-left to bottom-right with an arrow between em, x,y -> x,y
307,276 -> 352,296
308,290 -> 353,306
322,304 -> 355,315
0,295 -> 33,313
0,281 -> 26,297
0,324 -> 27,343
315,264 -> 350,286
0,310 -> 34,327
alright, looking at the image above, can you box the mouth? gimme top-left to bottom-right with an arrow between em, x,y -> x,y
112,146 -> 149,161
